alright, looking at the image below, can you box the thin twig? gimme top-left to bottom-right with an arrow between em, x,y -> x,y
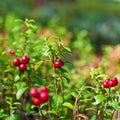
73,91 -> 81,120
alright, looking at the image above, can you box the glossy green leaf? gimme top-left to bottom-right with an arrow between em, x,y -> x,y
71,92 -> 78,98
63,46 -> 71,52
16,87 -> 28,100
47,110 -> 57,115
92,94 -> 106,105
59,68 -> 68,73
53,94 -> 63,108
15,82 -> 27,90
63,102 -> 74,110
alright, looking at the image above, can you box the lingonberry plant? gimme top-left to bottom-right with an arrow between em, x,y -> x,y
0,18 -> 120,120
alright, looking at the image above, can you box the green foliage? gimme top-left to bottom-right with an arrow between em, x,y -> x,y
0,18 -> 120,120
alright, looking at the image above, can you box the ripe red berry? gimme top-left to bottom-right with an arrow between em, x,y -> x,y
19,63 -> 27,71
54,60 -> 64,68
60,60 -> 64,66
30,88 -> 39,98
103,81 -> 109,88
54,61 -> 62,68
21,56 -> 30,64
111,77 -> 118,86
39,92 -> 49,103
32,98 -> 41,106
13,58 -> 21,66
108,80 -> 115,87
9,49 -> 15,55
40,86 -> 49,93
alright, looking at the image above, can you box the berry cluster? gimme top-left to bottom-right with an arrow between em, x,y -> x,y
54,60 -> 64,68
103,77 -> 118,88
13,56 -> 30,71
30,86 -> 49,106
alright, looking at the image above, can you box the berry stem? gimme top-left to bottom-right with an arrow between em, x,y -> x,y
103,87 -> 111,117
60,72 -> 63,96
54,68 -> 58,94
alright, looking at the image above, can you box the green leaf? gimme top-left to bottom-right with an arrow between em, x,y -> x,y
15,82 -> 28,100
85,108 -> 96,112
53,94 -> 63,108
63,46 -> 71,52
16,87 -> 28,100
14,75 -> 20,81
106,105 -> 114,110
47,110 -> 57,115
92,94 -> 106,105
33,76 -> 44,84
5,97 -> 12,105
34,60 -> 44,71
15,19 -> 24,25
90,115 -> 96,120
0,109 -> 7,118
13,102 -> 21,105
64,76 -> 70,83
62,78 -> 69,87
90,68 -> 103,79
63,102 -> 74,110
5,114 -> 19,120
71,92 -> 78,98
15,82 -> 27,90
59,68 -> 68,73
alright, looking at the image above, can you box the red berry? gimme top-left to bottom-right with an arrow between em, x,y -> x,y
60,60 -> 64,66
40,86 -> 49,93
103,81 -> 109,88
105,79 -> 110,83
39,92 -> 49,103
108,80 -> 115,87
54,60 -> 64,68
30,88 -> 39,97
103,79 -> 110,88
9,49 -> 15,54
54,61 -> 61,68
13,58 -> 21,66
19,63 -> 27,71
32,98 -> 41,106
21,56 -> 30,64
111,77 -> 118,86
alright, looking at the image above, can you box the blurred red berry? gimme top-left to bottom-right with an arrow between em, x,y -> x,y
19,63 -> 27,71
54,60 -> 64,68
108,80 -> 115,87
9,49 -> 15,55
40,86 -> 49,93
13,58 -> 21,67
103,81 -> 109,88
21,56 -> 30,64
54,61 -> 61,68
60,60 -> 64,66
111,77 -> 118,86
30,88 -> 39,98
39,91 -> 49,103
32,98 -> 41,106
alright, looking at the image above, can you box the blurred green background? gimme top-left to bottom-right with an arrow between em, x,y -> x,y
1,0 -> 120,45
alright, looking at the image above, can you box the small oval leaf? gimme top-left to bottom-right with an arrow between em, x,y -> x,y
16,87 -> 28,100
34,60 -> 44,71
63,102 -> 74,110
